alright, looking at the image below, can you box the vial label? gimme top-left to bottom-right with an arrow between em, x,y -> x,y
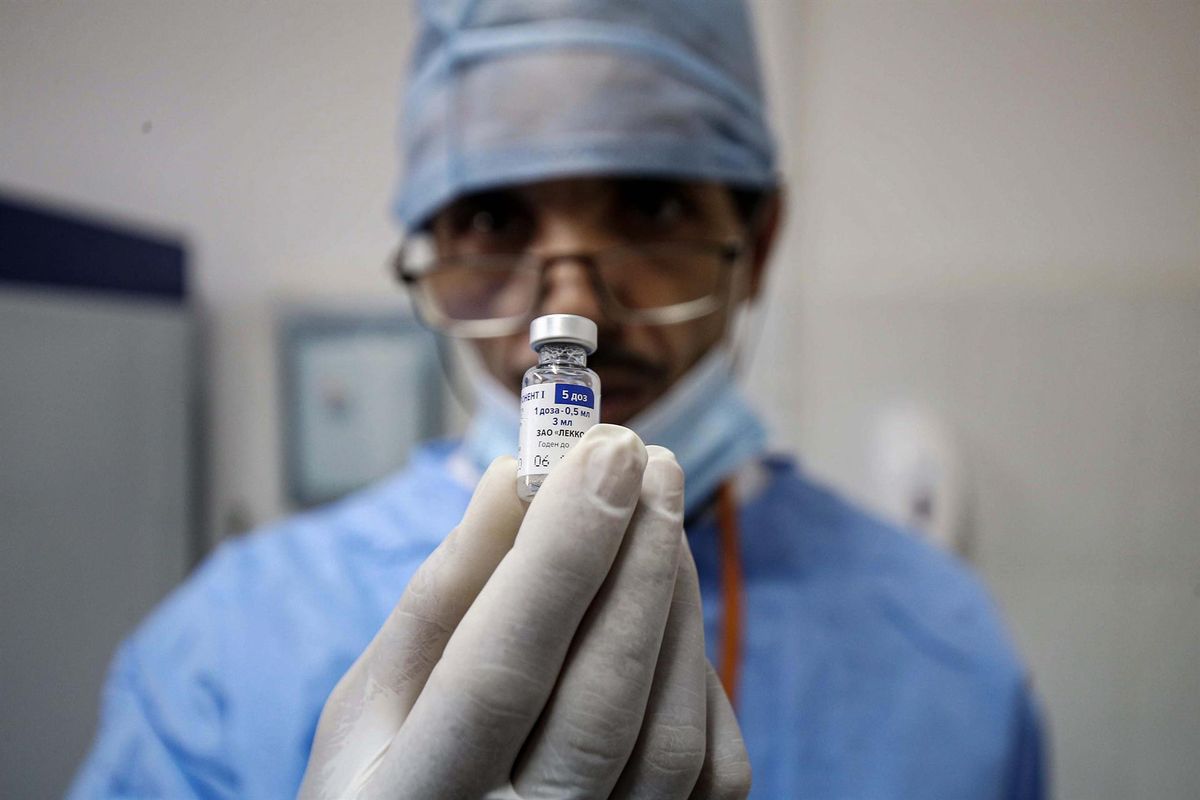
518,383 -> 598,478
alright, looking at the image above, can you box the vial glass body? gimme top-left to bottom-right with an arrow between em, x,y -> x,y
517,342 -> 601,501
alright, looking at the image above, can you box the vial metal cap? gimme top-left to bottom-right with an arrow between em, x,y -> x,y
529,314 -> 598,354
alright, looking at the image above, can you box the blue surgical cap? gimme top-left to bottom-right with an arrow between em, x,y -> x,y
393,0 -> 779,230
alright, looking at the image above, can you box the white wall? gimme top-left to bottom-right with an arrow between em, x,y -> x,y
3,2 -> 1198,797
1,0 -> 416,538
746,3 -> 1200,798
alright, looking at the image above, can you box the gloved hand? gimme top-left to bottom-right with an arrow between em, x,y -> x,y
298,424 -> 750,799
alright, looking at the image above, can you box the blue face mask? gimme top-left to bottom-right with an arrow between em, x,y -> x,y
457,346 -> 767,517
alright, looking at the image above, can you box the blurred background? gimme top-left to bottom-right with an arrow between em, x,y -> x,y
1,1 -> 1196,797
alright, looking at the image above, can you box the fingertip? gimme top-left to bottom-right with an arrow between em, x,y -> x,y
479,455 -> 519,495
643,446 -> 685,512
644,445 -> 682,480
484,454 -> 517,476
576,424 -> 647,496
531,425 -> 647,510
464,455 -> 526,528
583,423 -> 647,459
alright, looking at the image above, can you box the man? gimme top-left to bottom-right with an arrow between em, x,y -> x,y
71,2 -> 1044,798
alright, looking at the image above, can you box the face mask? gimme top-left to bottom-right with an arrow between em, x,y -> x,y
457,346 -> 767,517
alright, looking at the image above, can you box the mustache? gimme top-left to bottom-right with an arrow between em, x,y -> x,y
588,347 -> 670,382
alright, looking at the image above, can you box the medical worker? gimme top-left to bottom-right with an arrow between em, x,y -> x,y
70,2 -> 1045,798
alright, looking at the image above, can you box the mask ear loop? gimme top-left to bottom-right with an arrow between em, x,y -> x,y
433,334 -> 485,432
389,237 -> 480,431
724,192 -> 776,381
728,289 -> 770,382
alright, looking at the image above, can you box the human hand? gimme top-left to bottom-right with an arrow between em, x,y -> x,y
298,424 -> 750,799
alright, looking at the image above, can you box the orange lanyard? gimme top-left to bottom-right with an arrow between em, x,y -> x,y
715,481 -> 743,708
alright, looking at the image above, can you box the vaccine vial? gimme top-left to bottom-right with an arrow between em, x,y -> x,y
517,314 -> 601,501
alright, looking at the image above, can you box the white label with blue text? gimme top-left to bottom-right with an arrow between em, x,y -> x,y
518,383 -> 598,477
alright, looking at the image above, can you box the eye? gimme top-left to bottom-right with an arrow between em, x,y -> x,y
434,191 -> 533,252
464,207 -> 508,235
620,180 -> 698,232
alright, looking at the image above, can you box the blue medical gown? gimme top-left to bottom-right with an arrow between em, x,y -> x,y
69,443 -> 1045,799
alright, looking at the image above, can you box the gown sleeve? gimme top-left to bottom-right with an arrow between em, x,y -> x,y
66,592 -> 237,799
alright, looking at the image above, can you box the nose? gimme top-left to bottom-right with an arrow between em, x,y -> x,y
529,217 -> 615,326
535,257 -> 606,324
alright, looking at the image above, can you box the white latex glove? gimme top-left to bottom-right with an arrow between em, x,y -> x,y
299,424 -> 750,799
